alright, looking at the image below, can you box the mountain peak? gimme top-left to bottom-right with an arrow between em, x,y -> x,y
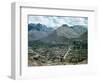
62,24 -> 69,27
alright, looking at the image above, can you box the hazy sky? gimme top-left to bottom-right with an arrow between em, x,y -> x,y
28,16 -> 88,29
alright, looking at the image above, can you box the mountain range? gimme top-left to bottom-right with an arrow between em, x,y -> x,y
28,23 -> 54,41
28,23 -> 87,45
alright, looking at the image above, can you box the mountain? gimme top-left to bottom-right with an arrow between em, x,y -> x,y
70,25 -> 87,35
56,24 -> 79,38
28,23 -> 54,32
28,23 -> 54,41
40,24 -> 79,44
28,23 -> 87,45
39,24 -> 88,44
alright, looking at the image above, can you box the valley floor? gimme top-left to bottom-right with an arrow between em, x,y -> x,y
28,46 -> 87,66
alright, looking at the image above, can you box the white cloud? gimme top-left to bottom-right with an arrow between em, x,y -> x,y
29,16 -> 88,29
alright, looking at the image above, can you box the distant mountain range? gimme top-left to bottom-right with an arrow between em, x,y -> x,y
28,23 -> 87,45
28,23 -> 54,32
28,23 -> 54,41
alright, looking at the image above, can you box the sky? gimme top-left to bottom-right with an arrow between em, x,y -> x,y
28,15 -> 88,29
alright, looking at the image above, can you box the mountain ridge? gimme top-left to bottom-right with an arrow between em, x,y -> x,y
28,23 -> 87,44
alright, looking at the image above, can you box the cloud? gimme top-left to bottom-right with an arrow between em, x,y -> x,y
28,16 -> 88,29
